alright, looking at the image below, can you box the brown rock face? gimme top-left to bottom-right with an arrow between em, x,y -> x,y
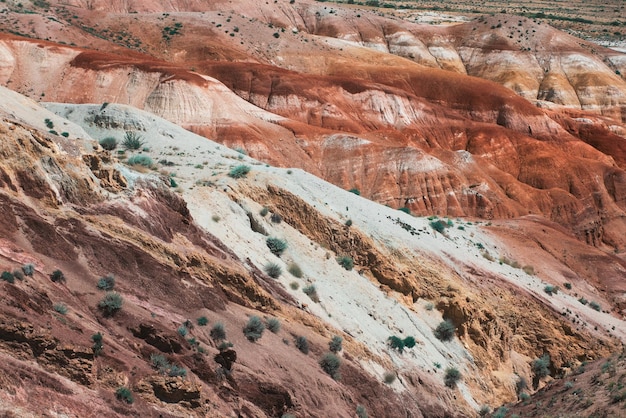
138,376 -> 202,408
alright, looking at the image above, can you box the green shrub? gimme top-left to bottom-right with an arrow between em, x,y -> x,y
115,387 -> 134,404
564,282 -> 572,289
54,303 -> 68,315
289,281 -> 299,290
287,262 -> 303,278
99,136 -> 118,150
544,285 -> 558,295
329,335 -> 343,353
532,354 -> 551,378
356,405 -> 368,418
210,322 -> 226,341
50,269 -> 66,283
98,292 -> 123,316
270,213 -> 282,223
151,353 -> 169,372
1,271 -> 14,283
295,336 -> 309,354
177,326 -> 188,337
493,407 -> 509,418
97,274 -> 115,291
22,263 -> 35,276
243,316 -> 265,342
520,392 -> 530,400
590,301 -> 601,311
264,262 -> 282,278
121,131 -> 144,150
91,332 -> 103,356
444,367 -> 461,388
434,320 -> 456,341
302,284 -> 320,302
168,365 -> 187,377
388,336 -> 405,353
578,297 -> 588,305
228,164 -> 250,179
336,255 -> 354,271
259,207 -> 269,216
266,237 -> 287,256
403,336 -> 416,348
266,317 -> 281,333
150,353 -> 187,377
12,269 -> 23,280
319,352 -> 341,380
127,154 -> 153,167
345,219 -> 353,227
430,220 -> 449,233
348,188 -> 360,195
217,341 -> 234,351
398,207 -> 410,214
384,371 -> 396,384
197,316 -> 209,326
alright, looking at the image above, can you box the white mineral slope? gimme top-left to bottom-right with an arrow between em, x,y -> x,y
0,87 -> 92,149
43,101 -> 626,411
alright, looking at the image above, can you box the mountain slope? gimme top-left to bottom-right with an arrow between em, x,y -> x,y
0,86 -> 621,416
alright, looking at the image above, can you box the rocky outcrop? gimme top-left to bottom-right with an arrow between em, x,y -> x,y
0,317 -> 94,385
137,375 -> 202,408
130,323 -> 184,354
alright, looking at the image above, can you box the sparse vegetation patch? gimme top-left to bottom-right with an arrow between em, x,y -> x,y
121,131 -> 144,150
243,316 -> 265,342
444,367 -> 461,388
97,274 -> 115,291
319,352 -> 341,380
228,164 -> 250,179
266,237 -> 287,256
98,292 -> 123,316
264,262 -> 282,278
434,320 -> 456,341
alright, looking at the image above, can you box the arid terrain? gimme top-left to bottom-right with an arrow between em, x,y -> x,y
0,0 -> 625,417
366,0 -> 626,48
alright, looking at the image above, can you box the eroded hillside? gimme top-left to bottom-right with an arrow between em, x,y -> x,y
0,1 -> 625,254
0,86 -> 622,416
0,1 -> 626,416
